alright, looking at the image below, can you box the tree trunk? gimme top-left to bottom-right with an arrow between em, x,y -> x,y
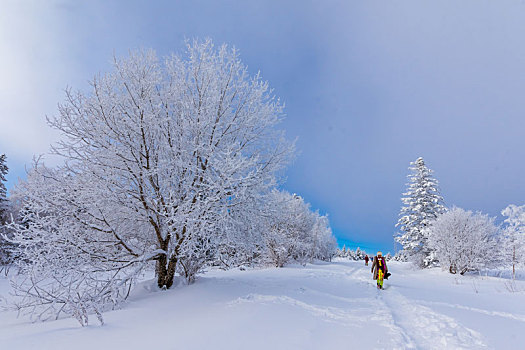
513,245 -> 516,280
156,254 -> 177,289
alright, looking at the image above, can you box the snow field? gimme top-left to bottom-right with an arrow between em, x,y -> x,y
1,260 -> 525,349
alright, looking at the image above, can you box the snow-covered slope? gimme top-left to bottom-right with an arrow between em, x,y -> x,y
1,260 -> 524,349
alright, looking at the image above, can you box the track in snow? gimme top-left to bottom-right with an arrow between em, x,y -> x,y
327,261 -> 488,349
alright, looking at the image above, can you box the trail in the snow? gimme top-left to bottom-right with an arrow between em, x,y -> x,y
341,263 -> 419,349
317,262 -> 416,349
339,261 -> 488,350
229,293 -> 362,326
414,299 -> 525,323
381,290 -> 487,349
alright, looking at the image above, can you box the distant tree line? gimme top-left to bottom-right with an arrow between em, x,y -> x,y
336,246 -> 392,261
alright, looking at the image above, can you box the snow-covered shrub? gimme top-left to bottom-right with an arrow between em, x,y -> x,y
8,40 -> 294,325
427,207 -> 499,274
395,157 -> 447,268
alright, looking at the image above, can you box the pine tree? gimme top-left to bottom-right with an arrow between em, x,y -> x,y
355,247 -> 362,260
395,157 -> 446,267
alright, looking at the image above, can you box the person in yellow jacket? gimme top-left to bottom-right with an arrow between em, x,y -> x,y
371,252 -> 388,289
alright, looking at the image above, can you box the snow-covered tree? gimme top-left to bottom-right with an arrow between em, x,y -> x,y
0,154 -> 11,266
395,157 -> 446,267
312,215 -> 337,261
0,154 -> 7,225
355,247 -> 363,260
501,204 -> 525,278
339,245 -> 348,258
8,40 -> 294,325
260,190 -> 336,267
427,207 -> 499,274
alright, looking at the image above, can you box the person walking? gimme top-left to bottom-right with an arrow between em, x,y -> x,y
371,252 -> 388,289
364,255 -> 369,266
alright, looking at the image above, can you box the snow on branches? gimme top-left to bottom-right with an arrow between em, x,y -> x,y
427,207 -> 499,275
8,39 -> 297,325
261,190 -> 337,267
0,153 -> 12,267
395,157 -> 446,267
0,154 -> 7,224
501,204 -> 525,277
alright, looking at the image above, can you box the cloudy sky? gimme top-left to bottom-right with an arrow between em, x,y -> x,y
1,0 -> 524,253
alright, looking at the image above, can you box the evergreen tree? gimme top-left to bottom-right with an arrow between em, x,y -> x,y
355,247 -> 362,260
394,157 -> 446,267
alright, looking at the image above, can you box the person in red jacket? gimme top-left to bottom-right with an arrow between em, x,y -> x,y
364,255 -> 369,266
371,252 -> 388,289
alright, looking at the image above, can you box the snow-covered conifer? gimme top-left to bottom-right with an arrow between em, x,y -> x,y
427,207 -> 499,274
395,157 -> 446,267
355,247 -> 362,260
340,246 -> 347,258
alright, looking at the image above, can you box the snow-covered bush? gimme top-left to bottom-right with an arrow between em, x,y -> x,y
395,157 -> 446,268
8,40 -> 294,325
427,207 -> 499,274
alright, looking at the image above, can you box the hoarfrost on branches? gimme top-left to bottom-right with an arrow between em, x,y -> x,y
8,39 -> 295,325
427,207 -> 499,275
0,154 -> 12,268
261,190 -> 336,267
0,154 -> 7,221
501,204 -> 525,278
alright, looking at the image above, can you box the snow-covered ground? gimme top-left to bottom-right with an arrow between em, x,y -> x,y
1,259 -> 525,349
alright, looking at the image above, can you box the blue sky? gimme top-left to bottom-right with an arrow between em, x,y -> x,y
1,0 -> 524,253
